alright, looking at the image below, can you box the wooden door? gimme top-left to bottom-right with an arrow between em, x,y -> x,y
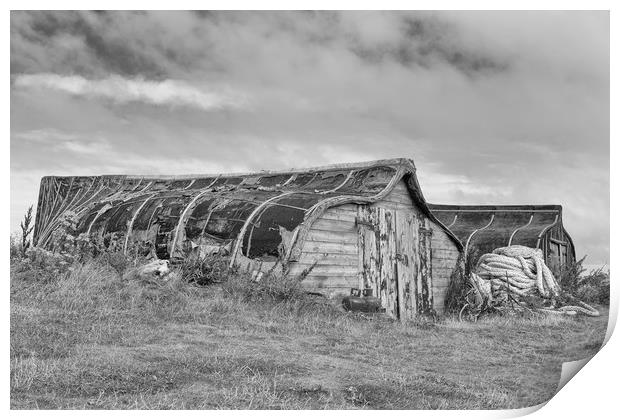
357,206 -> 419,319
357,206 -> 380,298
417,217 -> 433,313
549,242 -> 561,277
560,244 -> 568,268
395,211 -> 418,319
357,206 -> 397,316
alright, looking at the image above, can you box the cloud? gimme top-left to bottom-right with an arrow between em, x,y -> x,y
12,128 -> 113,160
10,11 -> 609,264
13,73 -> 249,111
12,128 -> 78,143
10,11 -> 170,78
10,11 -> 511,81
60,140 -> 110,156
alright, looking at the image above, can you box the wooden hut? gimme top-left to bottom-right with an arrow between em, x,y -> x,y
428,204 -> 576,277
33,158 -> 462,318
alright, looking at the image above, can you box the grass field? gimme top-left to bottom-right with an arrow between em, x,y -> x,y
10,257 -> 609,410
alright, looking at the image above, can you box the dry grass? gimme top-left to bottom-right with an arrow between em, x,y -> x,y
10,256 -> 609,409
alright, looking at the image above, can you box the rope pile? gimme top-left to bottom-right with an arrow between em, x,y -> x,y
470,245 -> 599,317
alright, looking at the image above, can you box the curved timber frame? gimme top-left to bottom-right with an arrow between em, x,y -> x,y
464,214 -> 495,255
33,158 -> 463,268
428,204 -> 576,273
508,215 -> 534,246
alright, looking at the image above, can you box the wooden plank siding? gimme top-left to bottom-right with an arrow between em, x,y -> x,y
288,180 -> 460,314
541,222 -> 575,277
289,203 -> 360,295
429,220 -> 461,312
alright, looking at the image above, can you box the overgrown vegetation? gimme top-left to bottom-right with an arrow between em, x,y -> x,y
444,246 -> 610,319
444,247 -> 481,314
20,205 -> 34,251
559,257 -> 610,305
176,254 -> 233,286
11,243 -> 609,409
10,204 -> 35,260
9,204 -> 610,409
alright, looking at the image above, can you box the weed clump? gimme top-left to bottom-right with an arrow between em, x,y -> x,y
11,205 -> 35,261
559,257 -> 609,305
222,270 -> 307,304
11,247 -> 76,284
177,254 -> 232,285
444,248 -> 479,314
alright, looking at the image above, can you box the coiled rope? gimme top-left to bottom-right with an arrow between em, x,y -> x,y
470,245 -> 599,317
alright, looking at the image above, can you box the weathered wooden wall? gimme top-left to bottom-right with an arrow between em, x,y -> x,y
429,221 -> 461,312
541,223 -> 575,277
287,203 -> 359,296
288,180 -> 460,313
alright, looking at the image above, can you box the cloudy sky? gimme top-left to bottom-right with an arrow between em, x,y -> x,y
10,11 -> 609,264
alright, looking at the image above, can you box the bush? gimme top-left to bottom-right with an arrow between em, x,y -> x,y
444,247 -> 479,314
558,256 -> 587,294
11,205 -> 35,261
12,247 -> 76,284
577,267 -> 610,305
177,254 -> 232,285
559,257 -> 609,305
11,239 -> 155,288
10,234 -> 23,262
222,270 -> 307,304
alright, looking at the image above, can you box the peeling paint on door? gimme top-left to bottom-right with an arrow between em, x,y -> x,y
357,205 -> 430,319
